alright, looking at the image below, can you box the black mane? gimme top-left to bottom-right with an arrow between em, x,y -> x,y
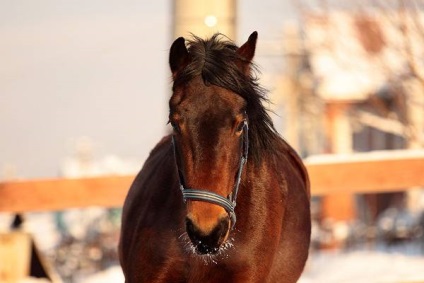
172,33 -> 281,164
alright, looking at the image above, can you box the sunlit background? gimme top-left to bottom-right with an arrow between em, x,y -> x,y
1,0 -> 424,282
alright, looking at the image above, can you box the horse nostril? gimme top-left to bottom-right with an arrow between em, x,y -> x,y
185,217 -> 200,243
185,217 -> 205,247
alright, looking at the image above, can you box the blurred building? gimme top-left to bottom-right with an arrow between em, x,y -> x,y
284,9 -> 424,248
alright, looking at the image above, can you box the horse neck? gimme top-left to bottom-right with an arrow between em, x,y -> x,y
241,136 -> 307,200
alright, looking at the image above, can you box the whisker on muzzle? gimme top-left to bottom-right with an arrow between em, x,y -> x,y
177,231 -> 235,265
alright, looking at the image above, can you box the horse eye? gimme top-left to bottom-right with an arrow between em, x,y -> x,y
236,121 -> 246,134
170,121 -> 181,133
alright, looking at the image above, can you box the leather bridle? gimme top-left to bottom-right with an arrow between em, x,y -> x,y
172,121 -> 249,229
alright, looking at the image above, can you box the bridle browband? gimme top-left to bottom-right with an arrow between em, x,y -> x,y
172,121 -> 249,229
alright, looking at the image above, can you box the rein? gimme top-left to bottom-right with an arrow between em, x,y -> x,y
172,121 -> 249,229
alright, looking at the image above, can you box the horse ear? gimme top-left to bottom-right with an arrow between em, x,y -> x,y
236,31 -> 258,74
169,37 -> 189,77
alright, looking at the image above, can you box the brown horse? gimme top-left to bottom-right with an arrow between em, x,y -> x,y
119,32 -> 311,283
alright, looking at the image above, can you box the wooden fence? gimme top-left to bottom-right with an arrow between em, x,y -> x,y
1,149 -> 422,282
0,149 -> 423,213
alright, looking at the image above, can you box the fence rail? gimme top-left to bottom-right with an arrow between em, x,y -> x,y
1,150 -> 423,213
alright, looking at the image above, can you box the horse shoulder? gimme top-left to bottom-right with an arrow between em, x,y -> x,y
279,140 -> 310,198
119,135 -> 180,273
121,135 -> 174,213
264,140 -> 310,282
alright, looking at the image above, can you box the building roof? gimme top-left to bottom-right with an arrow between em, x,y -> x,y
303,11 -> 424,101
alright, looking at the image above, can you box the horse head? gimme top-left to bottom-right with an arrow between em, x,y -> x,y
168,32 -> 258,255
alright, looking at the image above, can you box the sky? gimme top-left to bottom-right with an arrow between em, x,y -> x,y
0,0 -> 298,179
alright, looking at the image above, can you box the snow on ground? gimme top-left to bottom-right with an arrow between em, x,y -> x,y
299,251 -> 424,283
78,251 -> 424,283
76,266 -> 124,283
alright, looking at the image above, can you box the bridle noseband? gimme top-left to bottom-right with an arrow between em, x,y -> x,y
172,121 -> 249,229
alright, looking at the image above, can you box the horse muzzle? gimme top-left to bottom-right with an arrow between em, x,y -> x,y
185,215 -> 230,255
